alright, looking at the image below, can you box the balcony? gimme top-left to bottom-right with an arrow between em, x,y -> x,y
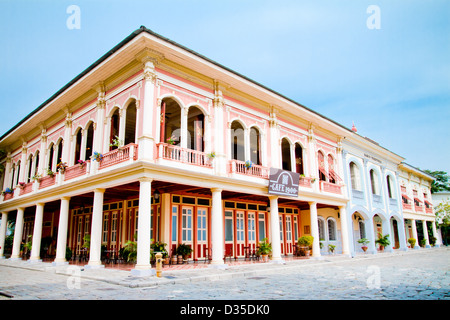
19,182 -> 33,196
425,207 -> 433,214
157,143 -> 212,168
319,181 -> 342,194
299,176 -> 313,188
402,203 -> 412,210
229,160 -> 270,179
64,161 -> 89,181
415,205 -> 423,212
39,175 -> 56,189
98,143 -> 138,170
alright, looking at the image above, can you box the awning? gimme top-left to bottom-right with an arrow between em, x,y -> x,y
424,200 -> 433,207
402,194 -> 411,201
414,197 -> 423,203
328,169 -> 343,182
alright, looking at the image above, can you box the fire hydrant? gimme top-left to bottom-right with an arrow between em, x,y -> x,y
155,252 -> 163,278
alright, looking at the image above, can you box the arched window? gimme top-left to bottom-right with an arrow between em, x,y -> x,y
328,155 -> 335,184
15,161 -> 20,186
109,108 -> 120,150
230,121 -> 245,161
47,143 -> 54,171
10,164 -> 15,188
85,122 -> 94,160
74,128 -> 82,163
56,139 -> 64,165
349,162 -> 361,190
327,218 -> 336,241
318,151 -> 326,181
34,151 -> 40,177
250,127 -> 261,165
27,155 -> 33,183
370,169 -> 379,195
281,138 -> 291,171
295,143 -> 303,174
386,175 -> 394,199
160,98 -> 181,145
187,106 -> 205,152
358,220 -> 366,239
318,218 -> 325,241
124,101 -> 137,146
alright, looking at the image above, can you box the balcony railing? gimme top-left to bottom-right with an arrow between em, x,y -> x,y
415,205 -> 423,212
19,182 -> 33,196
425,207 -> 433,214
319,181 -> 342,194
229,160 -> 270,179
299,176 -> 313,188
99,143 -> 138,170
157,143 -> 212,168
402,203 -> 412,210
39,175 -> 56,189
64,162 -> 89,181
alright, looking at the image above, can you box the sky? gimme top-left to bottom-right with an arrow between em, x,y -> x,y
0,0 -> 449,175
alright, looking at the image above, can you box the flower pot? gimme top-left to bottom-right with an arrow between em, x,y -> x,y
361,246 -> 368,252
261,254 -> 269,262
171,256 -> 177,265
177,255 -> 183,264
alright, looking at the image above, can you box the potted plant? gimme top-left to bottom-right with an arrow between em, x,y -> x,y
31,173 -> 42,182
166,136 -> 176,145
123,240 -> 137,263
2,187 -> 13,196
257,238 -> 272,262
297,235 -> 314,257
56,162 -> 68,173
420,238 -> 427,247
357,238 -> 370,252
77,159 -> 87,168
109,135 -> 124,149
151,241 -> 169,264
23,235 -> 32,260
245,160 -> 253,170
375,233 -> 390,251
47,169 -> 55,177
176,243 -> 193,261
407,238 -> 416,249
92,151 -> 103,162
328,244 -> 336,254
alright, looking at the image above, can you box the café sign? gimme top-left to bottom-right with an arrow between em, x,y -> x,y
268,168 -> 300,197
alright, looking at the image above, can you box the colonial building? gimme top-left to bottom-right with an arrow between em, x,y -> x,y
341,130 -> 407,255
0,27 -> 440,276
398,163 -> 441,248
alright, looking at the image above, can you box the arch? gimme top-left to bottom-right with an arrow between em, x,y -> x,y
327,217 -> 337,241
317,150 -> 326,181
386,173 -> 396,199
85,121 -> 95,160
230,120 -> 245,161
160,97 -> 182,145
26,153 -> 33,183
47,142 -> 55,172
327,154 -> 335,183
317,216 -> 326,241
294,142 -> 304,174
73,126 -> 83,163
349,161 -> 362,191
369,167 -> 381,195
109,107 -> 120,150
187,105 -> 205,152
124,100 -> 137,145
281,137 -> 292,171
56,138 -> 64,165
249,126 -> 261,165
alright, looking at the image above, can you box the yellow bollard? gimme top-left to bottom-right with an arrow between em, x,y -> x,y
156,252 -> 162,278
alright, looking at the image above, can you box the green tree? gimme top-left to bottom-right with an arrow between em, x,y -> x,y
423,170 -> 450,193
435,200 -> 450,245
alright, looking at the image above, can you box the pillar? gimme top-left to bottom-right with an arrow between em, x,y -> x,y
269,196 -> 283,262
309,202 -> 321,258
30,203 -> 45,261
131,178 -> 155,276
432,221 -> 441,247
0,212 -> 8,258
11,207 -> 24,259
422,220 -> 430,248
87,188 -> 105,268
411,219 -> 419,249
338,206 -> 350,256
365,216 -> 377,254
53,197 -> 70,265
210,188 -> 226,267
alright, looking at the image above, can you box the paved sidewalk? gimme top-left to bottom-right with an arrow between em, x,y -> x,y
1,247 -> 447,289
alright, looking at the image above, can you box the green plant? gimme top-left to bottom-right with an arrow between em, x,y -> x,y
245,160 -> 253,169
297,235 -> 314,247
123,240 -> 137,263
47,169 -> 55,177
328,244 -> 336,253
257,238 -> 272,255
319,238 -> 324,249
176,243 -> 193,257
430,236 -> 437,246
407,238 -> 416,248
357,238 -> 369,246
420,238 -> 427,247
23,235 -> 32,253
151,241 -> 168,258
109,135 -> 123,148
375,233 -> 390,248
66,247 -> 72,261
82,234 -> 90,251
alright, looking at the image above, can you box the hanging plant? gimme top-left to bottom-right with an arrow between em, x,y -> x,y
93,152 -> 103,162
245,160 -> 253,169
57,162 -> 68,173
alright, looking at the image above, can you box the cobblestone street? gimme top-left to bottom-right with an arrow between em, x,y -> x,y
0,247 -> 448,302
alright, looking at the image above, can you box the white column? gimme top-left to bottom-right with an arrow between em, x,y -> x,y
309,202 -> 321,258
11,207 -> 24,259
432,221 -> 441,247
338,206 -> 350,256
30,203 -> 45,261
87,188 -> 105,268
53,197 -> 70,265
131,178 -> 155,276
382,218 -> 393,252
0,212 -> 8,258
365,216 -> 377,254
2,157 -> 12,190
396,218 -> 408,251
422,220 -> 430,248
411,219 -> 419,249
137,58 -> 157,161
210,188 -> 226,267
213,82 -> 226,176
269,196 -> 283,262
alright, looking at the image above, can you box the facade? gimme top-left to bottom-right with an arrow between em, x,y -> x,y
341,134 -> 407,255
0,27 -> 440,276
398,163 -> 441,248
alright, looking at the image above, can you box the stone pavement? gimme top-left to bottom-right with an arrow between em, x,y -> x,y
0,247 -> 448,300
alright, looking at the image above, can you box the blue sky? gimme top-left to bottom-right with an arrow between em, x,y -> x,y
1,0 -> 449,174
